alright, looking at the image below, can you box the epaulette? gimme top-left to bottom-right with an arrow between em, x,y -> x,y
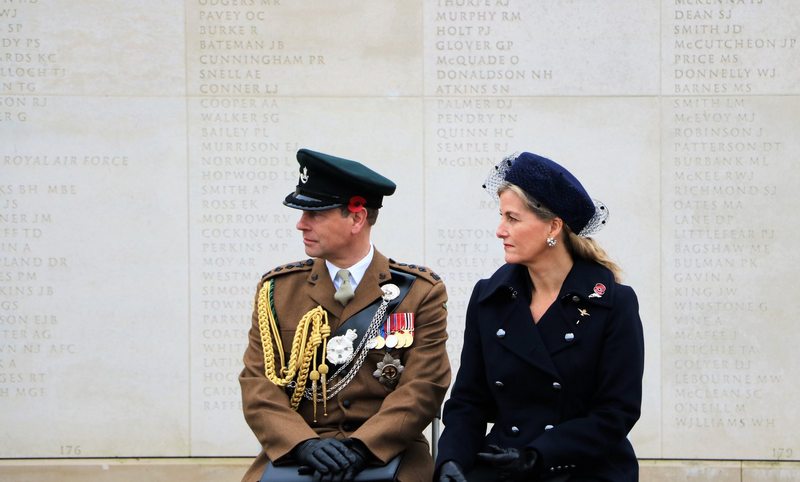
261,258 -> 314,281
389,258 -> 442,283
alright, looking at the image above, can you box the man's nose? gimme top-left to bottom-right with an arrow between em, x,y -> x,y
296,213 -> 309,230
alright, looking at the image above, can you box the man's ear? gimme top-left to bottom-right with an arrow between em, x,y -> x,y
350,208 -> 369,234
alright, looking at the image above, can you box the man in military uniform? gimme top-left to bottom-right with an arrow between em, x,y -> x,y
239,148 -> 451,482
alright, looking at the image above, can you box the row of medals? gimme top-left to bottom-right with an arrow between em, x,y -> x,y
368,283 -> 413,349
366,330 -> 414,350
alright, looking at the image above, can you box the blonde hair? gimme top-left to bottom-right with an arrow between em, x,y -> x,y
499,183 -> 623,282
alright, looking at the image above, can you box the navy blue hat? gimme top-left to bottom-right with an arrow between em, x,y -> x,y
484,152 -> 607,235
284,148 -> 396,211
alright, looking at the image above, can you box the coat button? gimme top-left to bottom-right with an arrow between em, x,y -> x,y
510,426 -> 520,435
496,328 -> 506,338
564,333 -> 575,342
544,424 -> 554,430
342,399 -> 351,408
552,382 -> 562,390
571,295 -> 580,302
494,380 -> 504,388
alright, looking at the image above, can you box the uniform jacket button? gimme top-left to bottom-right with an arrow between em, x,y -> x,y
342,399 -> 351,408
552,382 -> 562,390
544,424 -> 554,430
510,426 -> 520,435
564,333 -> 575,342
571,295 -> 580,302
494,380 -> 504,388
496,328 -> 506,338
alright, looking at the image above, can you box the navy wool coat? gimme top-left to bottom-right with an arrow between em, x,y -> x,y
436,259 -> 644,481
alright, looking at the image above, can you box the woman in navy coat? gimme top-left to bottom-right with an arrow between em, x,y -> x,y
436,152 -> 645,481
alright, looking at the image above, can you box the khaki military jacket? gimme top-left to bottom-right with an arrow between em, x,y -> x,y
239,250 -> 451,482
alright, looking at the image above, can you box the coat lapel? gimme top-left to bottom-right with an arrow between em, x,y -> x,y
340,252 -> 388,322
307,259 -> 344,323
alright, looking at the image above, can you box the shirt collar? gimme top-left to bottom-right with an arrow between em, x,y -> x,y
326,244 -> 374,291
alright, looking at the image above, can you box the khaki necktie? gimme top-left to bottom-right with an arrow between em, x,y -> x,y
334,269 -> 355,305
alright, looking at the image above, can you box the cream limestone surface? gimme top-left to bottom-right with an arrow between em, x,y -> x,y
1,0 -> 798,475
11,1 -> 185,96
424,0 -> 661,95
2,96 -> 189,456
186,0 -> 423,96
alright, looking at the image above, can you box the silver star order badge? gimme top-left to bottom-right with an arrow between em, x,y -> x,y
373,353 -> 404,388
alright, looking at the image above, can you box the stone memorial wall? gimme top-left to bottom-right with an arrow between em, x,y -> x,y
1,0 -> 798,477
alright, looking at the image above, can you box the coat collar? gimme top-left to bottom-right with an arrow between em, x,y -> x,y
558,258 -> 616,308
478,259 -> 616,308
306,249 -> 392,324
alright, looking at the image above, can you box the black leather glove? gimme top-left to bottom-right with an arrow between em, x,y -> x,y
293,438 -> 359,480
314,438 -> 372,482
476,444 -> 538,481
340,438 -> 369,481
438,460 -> 467,482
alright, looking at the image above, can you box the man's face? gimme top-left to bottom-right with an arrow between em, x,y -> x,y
295,208 -> 353,264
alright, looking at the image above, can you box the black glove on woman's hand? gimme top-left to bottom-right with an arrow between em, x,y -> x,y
293,438 -> 358,477
438,460 -> 468,482
476,444 -> 538,480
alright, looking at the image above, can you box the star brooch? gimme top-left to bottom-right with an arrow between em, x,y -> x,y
373,353 -> 404,388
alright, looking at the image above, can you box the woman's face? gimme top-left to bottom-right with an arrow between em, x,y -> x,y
496,190 -> 553,265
